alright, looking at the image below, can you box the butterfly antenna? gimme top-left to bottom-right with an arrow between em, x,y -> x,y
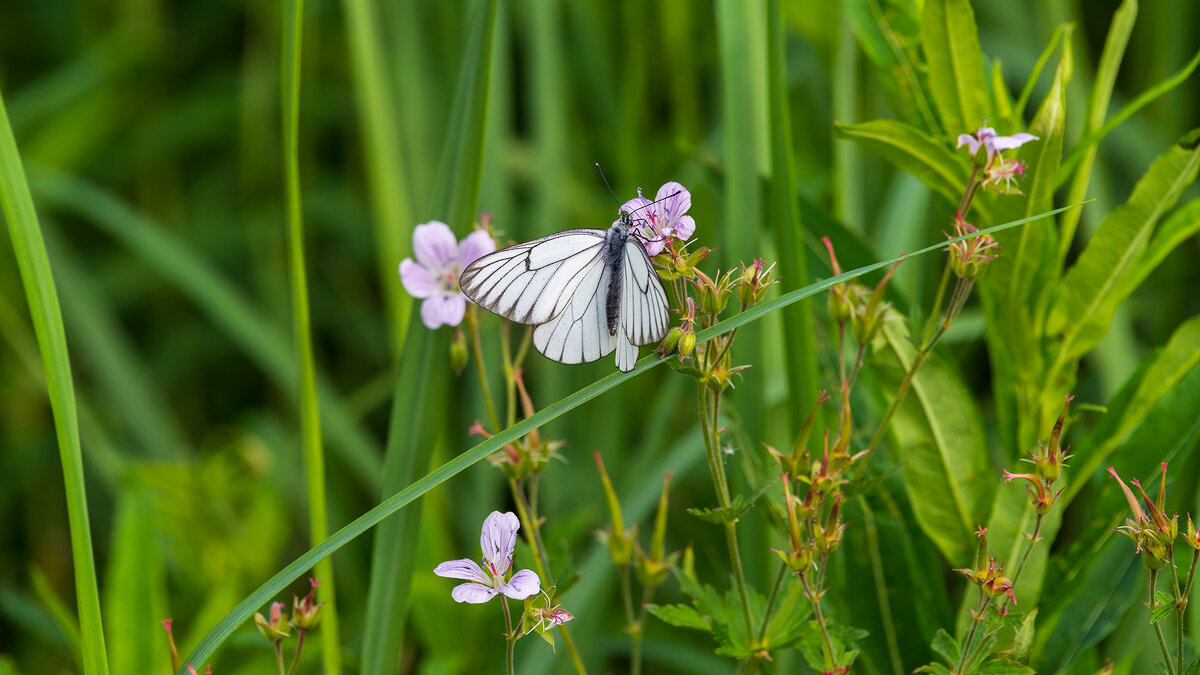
629,189 -> 683,217
595,163 -> 619,204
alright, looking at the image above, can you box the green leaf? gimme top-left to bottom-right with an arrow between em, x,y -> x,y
878,316 -> 993,565
645,604 -> 713,632
102,487 -> 170,675
975,657 -> 1037,675
1057,0 -> 1136,264
916,664 -> 953,675
1184,657 -> 1200,675
931,628 -> 961,664
1125,198 -> 1200,294
920,0 -> 990,135
1010,608 -> 1038,662
1149,591 -> 1175,624
0,87 -> 109,675
687,481 -> 772,524
175,207 -> 1078,668
845,0 -> 939,133
1049,129 -> 1200,361
834,119 -> 974,207
1014,23 -> 1069,122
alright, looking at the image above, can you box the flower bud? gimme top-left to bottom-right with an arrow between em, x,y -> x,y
595,453 -> 636,566
292,578 -> 325,631
254,602 -> 290,643
1185,515 -> 1199,550
660,327 -> 683,355
947,215 -> 1001,280
679,330 -> 696,358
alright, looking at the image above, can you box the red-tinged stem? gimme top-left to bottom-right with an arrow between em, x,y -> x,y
285,628 -> 306,675
1148,568 -> 1177,675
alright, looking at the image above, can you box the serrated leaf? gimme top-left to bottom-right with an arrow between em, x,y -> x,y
1184,657 -> 1200,675
1149,591 -> 1175,624
975,657 -> 1037,675
931,628 -> 961,664
921,0 -> 990,134
645,604 -> 712,633
1010,608 -> 1037,662
878,315 -> 993,565
687,481 -> 773,524
835,120 -> 973,207
1049,128 -> 1200,360
916,664 -> 954,675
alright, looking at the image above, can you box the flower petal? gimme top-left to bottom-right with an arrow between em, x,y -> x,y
420,294 -> 466,329
620,188 -> 652,218
399,259 -> 437,299
499,568 -> 541,600
654,182 -> 691,224
458,230 -> 497,269
480,511 -> 520,571
451,582 -> 499,604
434,558 -> 491,584
988,132 -> 1038,152
956,134 -> 981,155
412,221 -> 459,270
670,214 -> 695,240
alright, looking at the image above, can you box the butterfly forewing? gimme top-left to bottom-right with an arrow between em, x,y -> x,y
460,223 -> 670,372
460,230 -> 606,326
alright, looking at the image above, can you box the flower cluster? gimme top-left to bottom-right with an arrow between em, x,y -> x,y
399,220 -> 496,329
1109,463 -> 1181,570
621,182 -> 697,256
957,126 -> 1039,195
1001,394 -> 1072,515
953,528 -> 1016,608
947,211 -> 1001,280
823,237 -> 897,347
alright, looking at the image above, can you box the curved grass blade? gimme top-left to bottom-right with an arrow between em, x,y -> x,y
0,89 -> 110,674
281,0 -> 341,670
175,203 -> 1083,672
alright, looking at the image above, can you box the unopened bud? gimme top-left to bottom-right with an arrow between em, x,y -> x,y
254,602 -> 290,643
661,327 -> 683,355
450,329 -> 469,374
679,330 -> 696,357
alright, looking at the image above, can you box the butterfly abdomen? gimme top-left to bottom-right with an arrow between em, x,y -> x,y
603,217 -> 631,336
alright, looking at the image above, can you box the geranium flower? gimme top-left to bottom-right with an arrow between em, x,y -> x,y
434,511 -> 541,604
399,221 -> 495,329
956,126 -> 1038,161
621,181 -> 696,256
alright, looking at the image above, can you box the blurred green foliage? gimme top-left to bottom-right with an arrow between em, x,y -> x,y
1,0 -> 1199,673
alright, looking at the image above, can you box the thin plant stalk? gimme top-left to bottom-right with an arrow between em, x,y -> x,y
501,598 -> 516,675
799,569 -> 836,670
955,593 -> 994,674
1167,548 -> 1184,675
619,564 -> 643,675
467,308 -> 501,432
273,643 -> 285,675
281,1 -> 340,670
1003,513 -> 1045,611
697,385 -> 755,638
1148,568 -> 1176,675
285,629 -> 307,675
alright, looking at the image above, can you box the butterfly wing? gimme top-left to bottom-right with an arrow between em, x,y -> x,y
460,230 -> 607,326
612,238 -> 670,371
531,259 -> 617,365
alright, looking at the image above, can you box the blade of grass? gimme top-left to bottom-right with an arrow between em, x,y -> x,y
340,0 -> 414,356
281,0 -> 340,671
766,0 -> 819,437
0,88 -> 110,675
360,2 -> 496,672
29,168 -> 383,491
176,203 -> 1083,671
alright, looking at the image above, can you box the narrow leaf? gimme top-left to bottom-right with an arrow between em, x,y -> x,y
834,119 -> 975,210
921,0 -> 990,134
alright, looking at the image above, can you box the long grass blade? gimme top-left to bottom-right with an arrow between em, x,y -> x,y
281,0 -> 340,671
0,88 -> 110,675
176,203 -> 1082,671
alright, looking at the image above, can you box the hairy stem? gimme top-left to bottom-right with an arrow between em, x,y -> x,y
1168,547 -> 1184,675
1149,568 -> 1177,675
697,385 -> 755,639
955,593 -> 992,674
620,564 -> 643,675
800,568 -> 836,670
501,598 -> 515,675
285,628 -> 306,675
466,309 -> 501,431
1003,513 -> 1044,613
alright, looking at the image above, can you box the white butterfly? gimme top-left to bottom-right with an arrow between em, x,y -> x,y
459,210 -> 670,372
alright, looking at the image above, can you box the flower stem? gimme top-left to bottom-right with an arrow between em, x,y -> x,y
620,564 -> 643,675
285,628 -> 306,675
1149,568 -> 1177,675
757,564 -> 788,641
800,568 -> 836,670
466,308 -> 501,432
1168,547 -> 1184,675
501,598 -> 516,675
955,593 -> 992,674
274,643 -> 285,675
1002,513 -> 1044,613
697,385 -> 755,639
508,479 -> 588,674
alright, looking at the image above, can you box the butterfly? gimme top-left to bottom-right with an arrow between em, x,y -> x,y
459,208 -> 670,372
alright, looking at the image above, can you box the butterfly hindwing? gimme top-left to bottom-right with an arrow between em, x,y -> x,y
531,259 -> 617,364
